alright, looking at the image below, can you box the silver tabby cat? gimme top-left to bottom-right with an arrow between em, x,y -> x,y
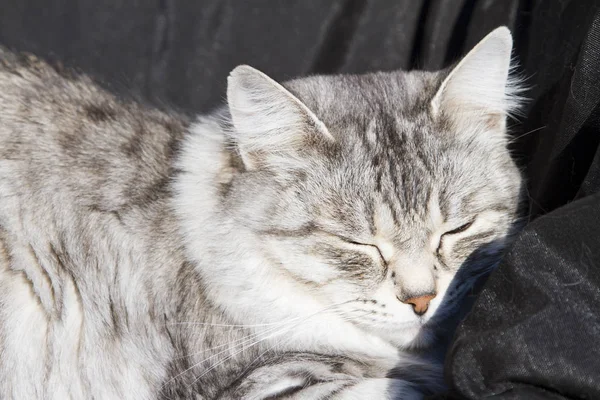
0,27 -> 523,399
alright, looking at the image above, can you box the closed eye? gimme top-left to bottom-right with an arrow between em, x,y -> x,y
444,220 -> 474,236
342,239 -> 386,263
436,220 -> 475,257
317,229 -> 387,263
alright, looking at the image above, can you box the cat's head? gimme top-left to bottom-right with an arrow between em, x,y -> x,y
223,27 -> 524,348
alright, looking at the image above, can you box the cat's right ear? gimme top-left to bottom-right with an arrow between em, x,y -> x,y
227,65 -> 333,170
431,27 -> 523,136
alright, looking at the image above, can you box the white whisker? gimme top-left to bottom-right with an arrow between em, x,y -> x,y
172,320 -> 290,361
184,303 -> 373,389
187,319 -> 299,387
163,299 -> 363,389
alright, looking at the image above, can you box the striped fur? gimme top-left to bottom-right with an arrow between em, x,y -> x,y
0,28 -> 523,399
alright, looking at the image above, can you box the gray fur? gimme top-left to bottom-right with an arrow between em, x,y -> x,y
0,27 -> 523,399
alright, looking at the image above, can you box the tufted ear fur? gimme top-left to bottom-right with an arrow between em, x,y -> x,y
227,65 -> 333,170
431,27 -> 523,135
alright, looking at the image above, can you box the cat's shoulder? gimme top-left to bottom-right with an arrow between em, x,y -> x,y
0,46 -> 191,206
0,46 -> 76,86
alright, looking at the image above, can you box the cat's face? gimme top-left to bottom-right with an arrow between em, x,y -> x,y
226,28 -> 523,348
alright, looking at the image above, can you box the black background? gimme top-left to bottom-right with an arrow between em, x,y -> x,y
2,1 -> 599,398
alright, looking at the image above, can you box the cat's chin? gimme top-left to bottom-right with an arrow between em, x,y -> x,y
360,322 -> 435,350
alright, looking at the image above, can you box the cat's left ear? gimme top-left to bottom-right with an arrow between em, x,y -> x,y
227,65 -> 333,170
431,27 -> 520,133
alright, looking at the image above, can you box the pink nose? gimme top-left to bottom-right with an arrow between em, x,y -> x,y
402,293 -> 436,316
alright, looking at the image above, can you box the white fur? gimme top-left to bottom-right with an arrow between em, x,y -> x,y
174,120 -> 403,367
170,27 -> 523,397
431,27 -> 524,128
227,65 -> 334,169
334,378 -> 423,400
0,162 -> 172,399
0,26 -> 522,398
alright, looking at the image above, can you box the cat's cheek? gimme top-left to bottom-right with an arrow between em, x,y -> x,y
431,272 -> 454,309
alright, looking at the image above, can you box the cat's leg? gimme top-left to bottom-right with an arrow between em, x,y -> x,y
219,376 -> 422,400
215,353 -> 425,400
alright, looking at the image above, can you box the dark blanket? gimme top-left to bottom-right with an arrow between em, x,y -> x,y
1,1 -> 599,398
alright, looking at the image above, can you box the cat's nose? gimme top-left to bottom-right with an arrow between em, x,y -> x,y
401,293 -> 436,316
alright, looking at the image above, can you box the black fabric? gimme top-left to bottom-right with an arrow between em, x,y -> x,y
0,0 -> 526,113
440,192 -> 600,399
435,4 -> 600,399
1,1 -> 599,398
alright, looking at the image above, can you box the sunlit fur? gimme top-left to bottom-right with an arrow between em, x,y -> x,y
0,28 -> 523,399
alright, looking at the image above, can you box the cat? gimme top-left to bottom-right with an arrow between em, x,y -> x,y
0,27 -> 524,399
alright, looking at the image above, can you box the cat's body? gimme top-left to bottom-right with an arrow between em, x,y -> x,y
0,28 -> 523,399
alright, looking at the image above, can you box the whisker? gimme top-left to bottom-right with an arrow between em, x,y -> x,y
162,299 -> 364,389
175,299 -> 368,360
508,125 -> 546,143
224,324 -> 300,382
185,305 -> 374,388
187,319 -> 300,387
172,321 -> 288,361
